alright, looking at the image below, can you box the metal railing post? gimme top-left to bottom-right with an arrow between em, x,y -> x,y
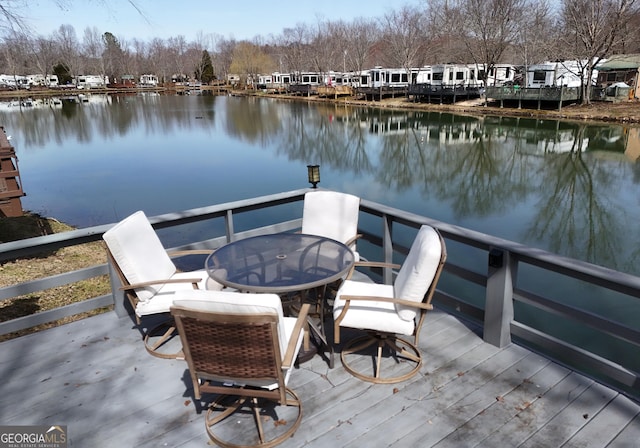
382,214 -> 394,284
107,259 -> 128,318
484,247 -> 516,347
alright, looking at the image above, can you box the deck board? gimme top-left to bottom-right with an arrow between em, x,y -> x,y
1,308 -> 638,447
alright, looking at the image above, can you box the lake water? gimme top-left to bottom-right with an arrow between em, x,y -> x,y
3,92 -> 640,387
4,93 -> 639,275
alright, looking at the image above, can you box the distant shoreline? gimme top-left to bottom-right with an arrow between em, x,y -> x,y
1,85 -> 639,125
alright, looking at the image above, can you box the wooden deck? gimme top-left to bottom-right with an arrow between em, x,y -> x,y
2,307 -> 639,447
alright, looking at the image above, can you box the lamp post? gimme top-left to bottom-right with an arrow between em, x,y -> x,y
307,165 -> 320,188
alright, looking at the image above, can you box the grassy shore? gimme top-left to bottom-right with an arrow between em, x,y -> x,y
0,213 -> 111,341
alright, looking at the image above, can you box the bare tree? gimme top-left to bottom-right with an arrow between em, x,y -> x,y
0,1 -> 146,35
460,0 -> 526,87
307,18 -> 343,80
277,24 -> 310,76
514,0 -> 557,67
213,35 -> 236,81
378,5 -> 429,78
424,0 -> 467,63
166,35 -> 189,80
82,26 -> 106,76
0,32 -> 30,82
344,17 -> 380,77
54,24 -> 82,77
147,38 -> 169,83
558,0 -> 640,104
31,35 -> 58,79
229,41 -> 275,88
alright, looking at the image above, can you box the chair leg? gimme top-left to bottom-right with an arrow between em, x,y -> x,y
143,320 -> 183,359
252,397 -> 265,444
205,388 -> 302,448
340,333 -> 423,384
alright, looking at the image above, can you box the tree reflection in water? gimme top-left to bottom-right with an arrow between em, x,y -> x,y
526,125 -> 625,270
2,94 -> 638,275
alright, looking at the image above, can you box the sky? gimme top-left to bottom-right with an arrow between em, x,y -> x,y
22,0 -> 410,43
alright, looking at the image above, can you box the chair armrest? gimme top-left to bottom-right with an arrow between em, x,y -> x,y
343,233 -> 363,248
167,249 -> 215,257
339,294 -> 434,311
345,261 -> 401,280
120,277 -> 201,290
282,303 -> 311,369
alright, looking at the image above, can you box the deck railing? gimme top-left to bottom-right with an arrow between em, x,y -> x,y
1,188 -> 639,397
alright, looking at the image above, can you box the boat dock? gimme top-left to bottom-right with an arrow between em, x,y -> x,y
0,127 -> 25,217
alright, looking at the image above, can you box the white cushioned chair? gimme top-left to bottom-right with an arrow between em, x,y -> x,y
333,225 -> 446,383
103,210 -> 224,358
301,190 -> 362,260
171,290 -> 309,448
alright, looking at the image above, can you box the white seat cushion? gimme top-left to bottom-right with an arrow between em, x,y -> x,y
334,279 -> 415,336
134,270 -> 222,317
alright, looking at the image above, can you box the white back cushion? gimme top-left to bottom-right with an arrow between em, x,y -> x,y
172,290 -> 287,355
301,191 -> 360,249
103,210 -> 176,302
393,225 -> 442,321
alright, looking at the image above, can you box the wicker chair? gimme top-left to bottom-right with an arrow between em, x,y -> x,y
171,290 -> 310,448
333,225 -> 446,384
103,210 -> 224,359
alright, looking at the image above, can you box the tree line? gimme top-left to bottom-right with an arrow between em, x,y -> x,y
0,0 -> 639,99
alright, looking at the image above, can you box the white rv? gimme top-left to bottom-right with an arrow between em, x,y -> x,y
525,61 -> 598,88
26,74 -> 59,87
368,67 -> 413,88
430,64 -> 473,87
0,74 -> 29,89
469,64 -> 515,87
75,75 -> 108,89
415,66 -> 432,84
139,74 -> 158,86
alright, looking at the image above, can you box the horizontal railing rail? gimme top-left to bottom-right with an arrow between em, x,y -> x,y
0,188 -> 638,397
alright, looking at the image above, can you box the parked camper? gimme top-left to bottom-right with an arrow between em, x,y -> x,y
415,66 -> 432,84
76,75 -> 108,89
468,64 -> 515,87
291,72 -> 322,86
368,67 -> 413,88
257,74 -> 273,89
139,74 -> 158,86
0,75 -> 29,89
436,64 -> 469,86
525,60 -> 597,88
271,72 -> 291,87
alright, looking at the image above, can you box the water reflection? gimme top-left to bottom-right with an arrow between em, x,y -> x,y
1,94 -> 638,275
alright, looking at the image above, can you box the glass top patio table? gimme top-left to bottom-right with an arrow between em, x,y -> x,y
205,233 -> 355,293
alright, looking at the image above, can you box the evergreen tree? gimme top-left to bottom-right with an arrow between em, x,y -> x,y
198,49 -> 215,83
53,62 -> 72,85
